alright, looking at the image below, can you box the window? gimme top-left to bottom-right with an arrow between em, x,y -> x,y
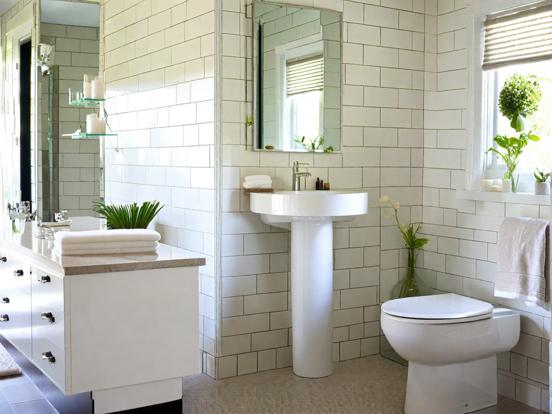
479,3 -> 552,191
284,55 -> 324,150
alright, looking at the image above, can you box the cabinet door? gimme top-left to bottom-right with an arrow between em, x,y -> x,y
0,254 -> 31,358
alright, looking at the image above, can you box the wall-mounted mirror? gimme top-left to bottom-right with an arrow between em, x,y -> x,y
37,0 -> 101,220
253,1 -> 342,153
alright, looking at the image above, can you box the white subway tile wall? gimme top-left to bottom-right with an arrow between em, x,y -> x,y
100,0 -> 218,374
93,0 -> 551,410
421,1 -> 550,411
219,0 -> 423,379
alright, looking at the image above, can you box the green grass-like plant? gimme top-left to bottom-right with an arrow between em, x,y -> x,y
93,201 -> 164,229
534,169 -> 551,183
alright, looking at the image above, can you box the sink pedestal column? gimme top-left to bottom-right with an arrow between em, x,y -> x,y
291,218 -> 333,378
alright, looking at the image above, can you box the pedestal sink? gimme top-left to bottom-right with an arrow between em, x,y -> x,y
250,190 -> 369,378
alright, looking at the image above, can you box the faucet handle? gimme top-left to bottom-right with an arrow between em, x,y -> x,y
293,161 -> 310,170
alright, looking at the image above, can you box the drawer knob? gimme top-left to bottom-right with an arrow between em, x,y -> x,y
1,298 -> 9,304
0,315 -> 9,322
40,312 -> 55,323
41,351 -> 56,364
13,269 -> 24,277
0,257 -> 6,263
38,275 -> 51,283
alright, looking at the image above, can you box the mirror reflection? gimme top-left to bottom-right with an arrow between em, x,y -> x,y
38,0 -> 101,221
253,1 -> 342,152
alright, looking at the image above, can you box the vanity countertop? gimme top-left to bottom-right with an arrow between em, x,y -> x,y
0,223 -> 206,277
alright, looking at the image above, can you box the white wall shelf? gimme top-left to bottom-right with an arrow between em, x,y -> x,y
456,189 -> 552,205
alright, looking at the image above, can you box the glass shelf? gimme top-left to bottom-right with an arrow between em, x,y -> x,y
62,132 -> 117,140
69,97 -> 106,108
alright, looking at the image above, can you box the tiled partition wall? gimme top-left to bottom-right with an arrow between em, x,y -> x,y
419,0 -> 550,410
217,0 -> 425,378
0,0 -> 38,222
100,0 -> 218,371
39,23 -> 101,218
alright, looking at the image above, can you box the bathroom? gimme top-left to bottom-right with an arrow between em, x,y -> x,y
0,0 -> 550,412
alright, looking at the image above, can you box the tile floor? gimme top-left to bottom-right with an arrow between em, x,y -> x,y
0,355 -> 544,413
182,356 -> 544,414
0,373 -> 57,414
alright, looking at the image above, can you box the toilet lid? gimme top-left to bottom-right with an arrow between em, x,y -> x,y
381,293 -> 493,320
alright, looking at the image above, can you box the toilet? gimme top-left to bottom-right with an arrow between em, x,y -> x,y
381,293 -> 520,414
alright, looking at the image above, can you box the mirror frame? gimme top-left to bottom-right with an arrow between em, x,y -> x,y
251,0 -> 343,153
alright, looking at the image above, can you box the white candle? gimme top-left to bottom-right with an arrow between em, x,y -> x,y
83,74 -> 92,99
86,114 -> 106,134
91,77 -> 105,99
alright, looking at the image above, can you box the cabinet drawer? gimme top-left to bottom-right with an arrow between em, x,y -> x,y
32,307 -> 65,350
31,269 -> 63,309
32,337 -> 66,391
0,258 -> 31,358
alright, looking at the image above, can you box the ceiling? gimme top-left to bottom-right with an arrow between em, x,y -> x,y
0,0 -> 19,17
41,0 -> 100,27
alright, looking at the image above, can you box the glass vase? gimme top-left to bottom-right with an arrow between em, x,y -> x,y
397,248 -> 421,298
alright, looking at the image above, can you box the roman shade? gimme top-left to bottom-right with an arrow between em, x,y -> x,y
286,55 -> 324,96
483,4 -> 552,70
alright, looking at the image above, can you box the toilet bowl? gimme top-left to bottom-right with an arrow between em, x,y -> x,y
381,293 -> 520,414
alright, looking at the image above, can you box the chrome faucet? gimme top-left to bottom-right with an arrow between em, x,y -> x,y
292,161 -> 311,191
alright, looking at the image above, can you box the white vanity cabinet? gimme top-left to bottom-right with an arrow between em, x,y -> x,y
0,251 -> 32,358
0,235 -> 205,414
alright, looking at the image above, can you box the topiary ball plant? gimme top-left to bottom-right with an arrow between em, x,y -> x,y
498,73 -> 542,132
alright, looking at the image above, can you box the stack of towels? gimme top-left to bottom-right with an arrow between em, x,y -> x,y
54,229 -> 161,256
243,175 -> 272,190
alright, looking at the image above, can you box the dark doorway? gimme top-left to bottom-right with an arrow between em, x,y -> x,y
19,39 -> 32,206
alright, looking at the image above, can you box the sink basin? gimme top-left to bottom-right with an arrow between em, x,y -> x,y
250,190 -> 369,378
250,190 -> 369,218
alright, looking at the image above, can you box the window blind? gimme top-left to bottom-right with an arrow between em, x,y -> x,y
286,55 -> 324,96
483,4 -> 552,70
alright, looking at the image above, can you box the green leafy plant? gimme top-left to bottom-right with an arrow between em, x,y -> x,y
93,201 -> 164,229
534,168 -> 551,183
499,74 -> 541,131
487,74 -> 542,192
379,195 -> 429,298
293,135 -> 333,153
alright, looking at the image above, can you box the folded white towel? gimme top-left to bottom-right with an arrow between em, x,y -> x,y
244,175 -> 271,182
243,181 -> 272,189
55,241 -> 158,252
54,229 -> 161,247
55,245 -> 158,256
495,217 -> 549,308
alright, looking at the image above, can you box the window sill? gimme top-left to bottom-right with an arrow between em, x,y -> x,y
456,189 -> 551,205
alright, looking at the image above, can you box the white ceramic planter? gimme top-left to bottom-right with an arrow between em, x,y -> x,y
534,182 -> 550,195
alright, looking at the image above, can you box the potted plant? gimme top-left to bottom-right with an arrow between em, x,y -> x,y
93,201 -> 164,229
486,74 -> 542,193
380,195 -> 429,298
534,169 -> 551,195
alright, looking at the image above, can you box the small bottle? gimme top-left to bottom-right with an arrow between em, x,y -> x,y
315,177 -> 320,190
83,74 -> 91,98
320,180 -> 324,190
324,182 -> 330,191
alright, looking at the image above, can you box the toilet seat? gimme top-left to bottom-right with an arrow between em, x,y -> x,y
381,293 -> 493,324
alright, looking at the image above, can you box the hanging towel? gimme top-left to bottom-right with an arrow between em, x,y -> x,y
494,217 -> 550,308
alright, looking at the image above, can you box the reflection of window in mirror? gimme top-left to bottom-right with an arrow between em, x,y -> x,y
284,55 -> 324,151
